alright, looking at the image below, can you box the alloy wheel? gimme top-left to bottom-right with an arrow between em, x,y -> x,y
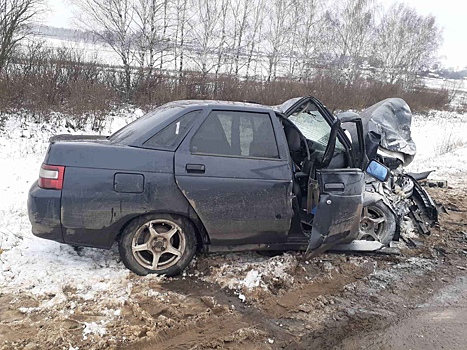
358,206 -> 387,242
131,219 -> 186,271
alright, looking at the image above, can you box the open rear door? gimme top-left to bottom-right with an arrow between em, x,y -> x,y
305,169 -> 364,259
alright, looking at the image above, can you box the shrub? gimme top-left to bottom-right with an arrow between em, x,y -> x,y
0,43 -> 450,126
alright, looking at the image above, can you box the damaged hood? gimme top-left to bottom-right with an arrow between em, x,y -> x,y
359,98 -> 416,166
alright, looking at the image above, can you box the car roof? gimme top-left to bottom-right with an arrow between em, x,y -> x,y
162,99 -> 271,110
110,99 -> 280,146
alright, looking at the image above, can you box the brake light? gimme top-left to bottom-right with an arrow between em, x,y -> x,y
38,164 -> 65,190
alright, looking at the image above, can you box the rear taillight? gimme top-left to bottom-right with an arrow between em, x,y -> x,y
38,164 -> 65,190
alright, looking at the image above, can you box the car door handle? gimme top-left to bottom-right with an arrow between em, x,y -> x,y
324,182 -> 345,191
186,164 -> 205,173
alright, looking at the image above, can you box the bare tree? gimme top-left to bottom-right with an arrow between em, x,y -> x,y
74,0 -> 136,99
185,0 -> 221,81
244,0 -> 265,80
263,0 -> 293,81
0,0 -> 44,72
323,0 -> 376,85
294,0 -> 324,82
159,0 -> 169,69
133,0 -> 167,82
228,0 -> 251,77
214,0 -> 228,82
172,0 -> 188,75
373,3 -> 442,86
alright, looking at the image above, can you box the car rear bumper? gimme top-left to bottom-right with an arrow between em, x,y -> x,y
27,181 -> 64,243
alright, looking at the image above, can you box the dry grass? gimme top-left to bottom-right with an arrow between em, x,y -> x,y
434,131 -> 467,156
0,46 -> 451,126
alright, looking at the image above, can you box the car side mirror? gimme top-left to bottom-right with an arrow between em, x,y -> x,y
366,160 -> 390,182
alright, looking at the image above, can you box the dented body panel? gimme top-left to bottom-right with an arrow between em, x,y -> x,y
305,169 -> 364,258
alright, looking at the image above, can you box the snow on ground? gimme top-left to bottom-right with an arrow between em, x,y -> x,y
0,107 -> 466,313
423,77 -> 467,93
406,110 -> 467,183
0,109 -> 142,313
201,252 -> 297,291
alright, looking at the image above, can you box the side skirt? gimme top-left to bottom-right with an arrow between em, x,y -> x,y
207,240 -> 400,254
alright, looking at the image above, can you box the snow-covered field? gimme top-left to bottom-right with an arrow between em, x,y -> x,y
407,110 -> 467,180
423,77 -> 467,92
0,107 -> 466,326
26,35 -> 277,79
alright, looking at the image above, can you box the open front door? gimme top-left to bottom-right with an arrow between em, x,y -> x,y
304,168 -> 364,258
277,96 -> 367,258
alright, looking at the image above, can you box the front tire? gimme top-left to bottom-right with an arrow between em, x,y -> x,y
358,202 -> 396,245
119,214 -> 197,276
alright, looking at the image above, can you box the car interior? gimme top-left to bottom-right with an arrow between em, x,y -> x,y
280,102 -> 350,232
282,120 -> 318,229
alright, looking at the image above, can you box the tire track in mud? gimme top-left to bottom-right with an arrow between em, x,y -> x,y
125,257 -> 391,349
127,278 -> 299,349
118,313 -> 259,350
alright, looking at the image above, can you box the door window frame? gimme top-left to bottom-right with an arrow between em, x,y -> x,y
281,96 -> 356,168
188,108 -> 286,161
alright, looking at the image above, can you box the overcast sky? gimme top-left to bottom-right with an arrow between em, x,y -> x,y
45,0 -> 467,69
381,0 -> 467,69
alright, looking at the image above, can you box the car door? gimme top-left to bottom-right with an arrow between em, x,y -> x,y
306,168 -> 364,257
174,107 -> 294,246
280,97 -> 365,257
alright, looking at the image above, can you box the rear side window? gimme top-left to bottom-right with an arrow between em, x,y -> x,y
190,110 -> 279,159
109,105 -> 183,144
144,110 -> 200,149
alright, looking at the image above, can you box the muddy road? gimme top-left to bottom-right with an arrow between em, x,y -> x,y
339,274 -> 467,350
1,181 -> 467,350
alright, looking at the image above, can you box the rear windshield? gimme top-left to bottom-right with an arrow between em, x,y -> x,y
109,105 -> 184,144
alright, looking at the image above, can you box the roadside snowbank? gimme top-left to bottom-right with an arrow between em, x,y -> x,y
0,109 -> 142,309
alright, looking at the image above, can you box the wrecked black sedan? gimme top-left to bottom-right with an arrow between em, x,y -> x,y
28,97 -> 388,276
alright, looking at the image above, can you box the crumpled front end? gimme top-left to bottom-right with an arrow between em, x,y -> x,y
360,98 -> 416,167
365,169 -> 438,239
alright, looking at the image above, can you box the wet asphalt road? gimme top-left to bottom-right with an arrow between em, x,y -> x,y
340,275 -> 467,350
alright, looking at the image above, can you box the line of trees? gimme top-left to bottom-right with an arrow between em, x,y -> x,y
0,37 -> 450,118
72,0 -> 442,97
0,0 -> 444,94
0,0 -> 453,124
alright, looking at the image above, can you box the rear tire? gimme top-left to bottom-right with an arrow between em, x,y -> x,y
118,214 -> 197,277
358,202 -> 396,245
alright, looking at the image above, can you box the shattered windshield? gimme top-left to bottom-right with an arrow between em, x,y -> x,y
288,101 -> 345,151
